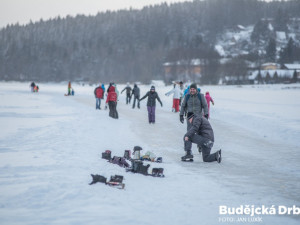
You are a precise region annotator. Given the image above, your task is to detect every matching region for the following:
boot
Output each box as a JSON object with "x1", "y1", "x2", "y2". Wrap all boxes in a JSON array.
[{"x1": 181, "y1": 151, "x2": 193, "y2": 161}]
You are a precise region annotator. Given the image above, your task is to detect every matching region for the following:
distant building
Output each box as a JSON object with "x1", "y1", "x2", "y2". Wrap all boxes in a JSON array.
[
  {"x1": 248, "y1": 69, "x2": 299, "y2": 84},
  {"x1": 283, "y1": 64, "x2": 300, "y2": 70},
  {"x1": 276, "y1": 31, "x2": 287, "y2": 42},
  {"x1": 163, "y1": 59, "x2": 203, "y2": 84},
  {"x1": 261, "y1": 63, "x2": 280, "y2": 70}
]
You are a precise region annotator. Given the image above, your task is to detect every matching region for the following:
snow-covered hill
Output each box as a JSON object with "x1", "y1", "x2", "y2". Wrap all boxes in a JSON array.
[
  {"x1": 215, "y1": 21, "x2": 300, "y2": 59},
  {"x1": 0, "y1": 82, "x2": 300, "y2": 225}
]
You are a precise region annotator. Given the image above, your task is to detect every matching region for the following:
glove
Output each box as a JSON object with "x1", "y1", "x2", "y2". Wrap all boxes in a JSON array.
[
  {"x1": 204, "y1": 114, "x2": 208, "y2": 119},
  {"x1": 180, "y1": 115, "x2": 184, "y2": 124}
]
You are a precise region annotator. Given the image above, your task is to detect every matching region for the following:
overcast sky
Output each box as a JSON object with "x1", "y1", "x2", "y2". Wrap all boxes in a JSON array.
[{"x1": 0, "y1": 0, "x2": 194, "y2": 28}]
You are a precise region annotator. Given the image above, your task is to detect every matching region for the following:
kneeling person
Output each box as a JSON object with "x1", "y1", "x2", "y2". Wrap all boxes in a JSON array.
[{"x1": 182, "y1": 113, "x2": 221, "y2": 163}]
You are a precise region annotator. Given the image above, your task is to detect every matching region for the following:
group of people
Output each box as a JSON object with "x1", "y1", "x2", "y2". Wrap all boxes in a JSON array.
[
  {"x1": 30, "y1": 82, "x2": 39, "y2": 92},
  {"x1": 94, "y1": 82, "x2": 119, "y2": 119},
  {"x1": 67, "y1": 81, "x2": 75, "y2": 96},
  {"x1": 94, "y1": 81, "x2": 220, "y2": 163},
  {"x1": 120, "y1": 83, "x2": 163, "y2": 124},
  {"x1": 94, "y1": 82, "x2": 163, "y2": 123}
]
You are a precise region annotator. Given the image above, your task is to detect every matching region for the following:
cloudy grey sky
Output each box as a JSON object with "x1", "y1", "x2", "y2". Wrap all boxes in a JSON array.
[{"x1": 0, "y1": 0, "x2": 193, "y2": 28}]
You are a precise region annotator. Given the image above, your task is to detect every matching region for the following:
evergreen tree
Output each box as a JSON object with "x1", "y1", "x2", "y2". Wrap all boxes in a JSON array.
[
  {"x1": 265, "y1": 72, "x2": 271, "y2": 84},
  {"x1": 292, "y1": 70, "x2": 298, "y2": 83},
  {"x1": 265, "y1": 38, "x2": 276, "y2": 62},
  {"x1": 0, "y1": 0, "x2": 299, "y2": 82},
  {"x1": 273, "y1": 71, "x2": 279, "y2": 83},
  {"x1": 256, "y1": 70, "x2": 263, "y2": 84},
  {"x1": 274, "y1": 9, "x2": 289, "y2": 32},
  {"x1": 251, "y1": 20, "x2": 271, "y2": 44},
  {"x1": 280, "y1": 38, "x2": 297, "y2": 64}
]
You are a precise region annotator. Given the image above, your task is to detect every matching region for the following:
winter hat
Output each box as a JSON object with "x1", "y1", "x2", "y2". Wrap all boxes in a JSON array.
[
  {"x1": 206, "y1": 91, "x2": 209, "y2": 95},
  {"x1": 187, "y1": 112, "x2": 194, "y2": 120},
  {"x1": 190, "y1": 83, "x2": 197, "y2": 90},
  {"x1": 150, "y1": 86, "x2": 155, "y2": 91}
]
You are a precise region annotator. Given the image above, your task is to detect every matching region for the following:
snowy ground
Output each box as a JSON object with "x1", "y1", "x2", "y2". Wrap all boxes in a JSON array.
[{"x1": 0, "y1": 81, "x2": 299, "y2": 225}]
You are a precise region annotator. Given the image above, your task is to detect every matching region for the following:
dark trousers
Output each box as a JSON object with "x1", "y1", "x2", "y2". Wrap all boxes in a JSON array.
[
  {"x1": 184, "y1": 134, "x2": 216, "y2": 162},
  {"x1": 147, "y1": 106, "x2": 156, "y2": 123},
  {"x1": 126, "y1": 93, "x2": 131, "y2": 104},
  {"x1": 108, "y1": 101, "x2": 118, "y2": 119},
  {"x1": 132, "y1": 96, "x2": 140, "y2": 108}
]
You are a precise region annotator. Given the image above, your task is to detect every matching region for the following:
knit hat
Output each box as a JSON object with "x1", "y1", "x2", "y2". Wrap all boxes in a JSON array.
[
  {"x1": 190, "y1": 83, "x2": 197, "y2": 90},
  {"x1": 187, "y1": 112, "x2": 194, "y2": 120},
  {"x1": 150, "y1": 86, "x2": 155, "y2": 90}
]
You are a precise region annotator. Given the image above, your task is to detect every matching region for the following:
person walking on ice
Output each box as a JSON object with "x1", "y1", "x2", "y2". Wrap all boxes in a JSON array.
[
  {"x1": 68, "y1": 81, "x2": 72, "y2": 95},
  {"x1": 205, "y1": 91, "x2": 214, "y2": 119},
  {"x1": 94, "y1": 84, "x2": 104, "y2": 109},
  {"x1": 131, "y1": 84, "x2": 140, "y2": 109},
  {"x1": 139, "y1": 86, "x2": 163, "y2": 124},
  {"x1": 181, "y1": 112, "x2": 221, "y2": 163},
  {"x1": 165, "y1": 83, "x2": 182, "y2": 112},
  {"x1": 121, "y1": 83, "x2": 132, "y2": 104},
  {"x1": 106, "y1": 85, "x2": 118, "y2": 119},
  {"x1": 180, "y1": 83, "x2": 208, "y2": 126}
]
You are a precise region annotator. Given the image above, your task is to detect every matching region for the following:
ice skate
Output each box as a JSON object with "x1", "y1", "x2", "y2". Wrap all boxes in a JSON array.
[{"x1": 181, "y1": 151, "x2": 193, "y2": 162}]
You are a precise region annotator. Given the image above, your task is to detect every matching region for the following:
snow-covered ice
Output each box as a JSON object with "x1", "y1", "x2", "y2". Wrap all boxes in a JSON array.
[{"x1": 0, "y1": 82, "x2": 299, "y2": 225}]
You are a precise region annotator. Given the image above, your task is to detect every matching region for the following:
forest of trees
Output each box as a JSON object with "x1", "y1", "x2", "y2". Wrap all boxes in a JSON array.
[{"x1": 0, "y1": 0, "x2": 299, "y2": 83}]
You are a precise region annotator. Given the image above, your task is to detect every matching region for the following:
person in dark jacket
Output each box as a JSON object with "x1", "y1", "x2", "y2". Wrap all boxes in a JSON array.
[
  {"x1": 180, "y1": 83, "x2": 208, "y2": 126},
  {"x1": 121, "y1": 83, "x2": 132, "y2": 104},
  {"x1": 182, "y1": 113, "x2": 221, "y2": 163},
  {"x1": 107, "y1": 82, "x2": 115, "y2": 93},
  {"x1": 94, "y1": 84, "x2": 104, "y2": 109},
  {"x1": 131, "y1": 84, "x2": 140, "y2": 109},
  {"x1": 30, "y1": 82, "x2": 36, "y2": 92},
  {"x1": 139, "y1": 86, "x2": 163, "y2": 124},
  {"x1": 106, "y1": 86, "x2": 118, "y2": 119}
]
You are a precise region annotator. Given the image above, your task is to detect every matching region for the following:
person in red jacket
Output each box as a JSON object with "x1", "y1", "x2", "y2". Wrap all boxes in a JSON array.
[
  {"x1": 94, "y1": 84, "x2": 104, "y2": 110},
  {"x1": 106, "y1": 86, "x2": 118, "y2": 119},
  {"x1": 205, "y1": 92, "x2": 214, "y2": 119}
]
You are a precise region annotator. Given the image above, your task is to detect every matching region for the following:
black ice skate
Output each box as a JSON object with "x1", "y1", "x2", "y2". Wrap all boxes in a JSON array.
[{"x1": 181, "y1": 152, "x2": 193, "y2": 162}]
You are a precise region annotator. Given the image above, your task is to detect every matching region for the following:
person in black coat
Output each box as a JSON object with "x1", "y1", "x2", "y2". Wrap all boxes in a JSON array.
[
  {"x1": 121, "y1": 83, "x2": 132, "y2": 104},
  {"x1": 139, "y1": 86, "x2": 163, "y2": 124},
  {"x1": 131, "y1": 84, "x2": 140, "y2": 109},
  {"x1": 182, "y1": 113, "x2": 221, "y2": 163}
]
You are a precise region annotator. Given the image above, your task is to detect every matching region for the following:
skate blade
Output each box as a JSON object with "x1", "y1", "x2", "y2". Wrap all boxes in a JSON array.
[
  {"x1": 181, "y1": 159, "x2": 193, "y2": 162},
  {"x1": 106, "y1": 182, "x2": 125, "y2": 189}
]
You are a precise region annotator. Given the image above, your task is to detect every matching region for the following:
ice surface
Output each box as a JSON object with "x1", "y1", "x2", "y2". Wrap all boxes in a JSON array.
[{"x1": 0, "y1": 82, "x2": 299, "y2": 225}]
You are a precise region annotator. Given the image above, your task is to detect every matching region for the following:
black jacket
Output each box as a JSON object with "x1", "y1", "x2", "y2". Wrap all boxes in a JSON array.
[
  {"x1": 185, "y1": 114, "x2": 214, "y2": 142},
  {"x1": 140, "y1": 91, "x2": 162, "y2": 107},
  {"x1": 131, "y1": 86, "x2": 140, "y2": 97},
  {"x1": 121, "y1": 86, "x2": 132, "y2": 94}
]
